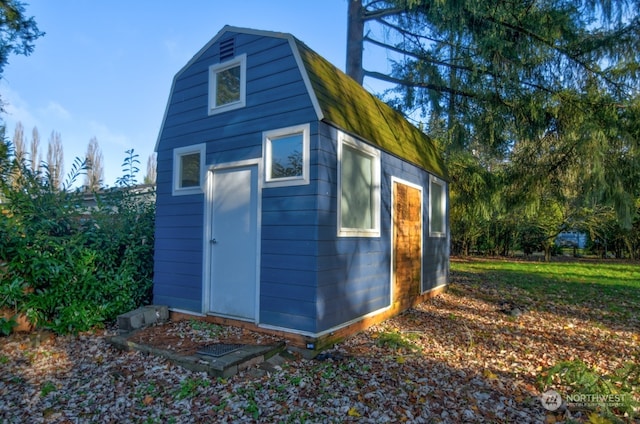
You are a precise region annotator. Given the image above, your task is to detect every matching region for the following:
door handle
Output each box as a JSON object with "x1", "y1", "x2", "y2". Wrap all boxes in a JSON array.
[{"x1": 211, "y1": 238, "x2": 217, "y2": 244}]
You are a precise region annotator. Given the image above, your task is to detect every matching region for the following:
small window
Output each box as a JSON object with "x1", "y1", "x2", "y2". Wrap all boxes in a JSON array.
[
  {"x1": 173, "y1": 144, "x2": 205, "y2": 195},
  {"x1": 208, "y1": 54, "x2": 246, "y2": 115},
  {"x1": 430, "y1": 176, "x2": 446, "y2": 236},
  {"x1": 338, "y1": 134, "x2": 380, "y2": 237},
  {"x1": 263, "y1": 124, "x2": 310, "y2": 187}
]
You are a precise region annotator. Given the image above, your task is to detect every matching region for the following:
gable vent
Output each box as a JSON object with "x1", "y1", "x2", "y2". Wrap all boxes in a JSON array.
[{"x1": 219, "y1": 38, "x2": 235, "y2": 61}]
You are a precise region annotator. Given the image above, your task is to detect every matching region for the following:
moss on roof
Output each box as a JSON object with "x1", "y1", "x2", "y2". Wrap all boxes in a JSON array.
[{"x1": 295, "y1": 40, "x2": 448, "y2": 180}]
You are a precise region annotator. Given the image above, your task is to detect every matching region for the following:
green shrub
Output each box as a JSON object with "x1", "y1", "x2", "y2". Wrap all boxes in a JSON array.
[{"x1": 0, "y1": 144, "x2": 154, "y2": 334}]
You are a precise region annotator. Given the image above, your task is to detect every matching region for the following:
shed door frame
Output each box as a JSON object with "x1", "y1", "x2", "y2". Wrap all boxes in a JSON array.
[
  {"x1": 202, "y1": 158, "x2": 262, "y2": 322},
  {"x1": 390, "y1": 177, "x2": 424, "y2": 306}
]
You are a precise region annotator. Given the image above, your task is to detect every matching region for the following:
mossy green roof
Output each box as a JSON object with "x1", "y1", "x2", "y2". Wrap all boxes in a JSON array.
[{"x1": 294, "y1": 39, "x2": 448, "y2": 180}]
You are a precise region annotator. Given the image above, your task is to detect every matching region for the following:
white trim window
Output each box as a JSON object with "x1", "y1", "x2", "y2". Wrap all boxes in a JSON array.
[
  {"x1": 263, "y1": 124, "x2": 310, "y2": 187},
  {"x1": 173, "y1": 143, "x2": 206, "y2": 195},
  {"x1": 338, "y1": 133, "x2": 381, "y2": 237},
  {"x1": 429, "y1": 176, "x2": 446, "y2": 237},
  {"x1": 208, "y1": 54, "x2": 247, "y2": 115}
]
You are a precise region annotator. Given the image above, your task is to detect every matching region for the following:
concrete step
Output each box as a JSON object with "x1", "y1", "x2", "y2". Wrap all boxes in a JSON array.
[{"x1": 107, "y1": 333, "x2": 286, "y2": 378}]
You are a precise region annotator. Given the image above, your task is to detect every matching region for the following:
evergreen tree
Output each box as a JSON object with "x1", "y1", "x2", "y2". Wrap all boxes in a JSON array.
[{"x1": 348, "y1": 0, "x2": 640, "y2": 256}]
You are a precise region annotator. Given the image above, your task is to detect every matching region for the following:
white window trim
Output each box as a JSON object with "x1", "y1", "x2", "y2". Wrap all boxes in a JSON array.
[
  {"x1": 429, "y1": 175, "x2": 447, "y2": 237},
  {"x1": 172, "y1": 143, "x2": 206, "y2": 196},
  {"x1": 337, "y1": 132, "x2": 381, "y2": 237},
  {"x1": 208, "y1": 54, "x2": 247, "y2": 115},
  {"x1": 263, "y1": 123, "x2": 310, "y2": 188}
]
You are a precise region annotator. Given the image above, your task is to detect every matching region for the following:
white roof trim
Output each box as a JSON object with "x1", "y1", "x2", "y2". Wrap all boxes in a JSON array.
[
  {"x1": 155, "y1": 25, "x2": 324, "y2": 151},
  {"x1": 287, "y1": 37, "x2": 324, "y2": 122}
]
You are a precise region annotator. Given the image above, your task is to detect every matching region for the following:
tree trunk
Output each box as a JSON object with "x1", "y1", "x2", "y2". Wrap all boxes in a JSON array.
[
  {"x1": 346, "y1": 0, "x2": 364, "y2": 85},
  {"x1": 544, "y1": 245, "x2": 551, "y2": 262}
]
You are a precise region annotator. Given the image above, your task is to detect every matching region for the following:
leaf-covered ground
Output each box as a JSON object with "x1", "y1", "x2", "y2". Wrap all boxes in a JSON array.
[{"x1": 1, "y1": 259, "x2": 638, "y2": 423}]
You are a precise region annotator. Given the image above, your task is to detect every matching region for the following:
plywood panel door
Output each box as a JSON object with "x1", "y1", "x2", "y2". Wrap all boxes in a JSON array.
[
  {"x1": 209, "y1": 165, "x2": 258, "y2": 320},
  {"x1": 393, "y1": 181, "x2": 422, "y2": 309}
]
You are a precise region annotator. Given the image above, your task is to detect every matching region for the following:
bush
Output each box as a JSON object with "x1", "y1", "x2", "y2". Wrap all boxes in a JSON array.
[{"x1": 0, "y1": 146, "x2": 154, "y2": 334}]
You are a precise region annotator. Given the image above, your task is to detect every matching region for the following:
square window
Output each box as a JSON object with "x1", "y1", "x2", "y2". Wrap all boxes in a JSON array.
[
  {"x1": 269, "y1": 134, "x2": 303, "y2": 178},
  {"x1": 209, "y1": 54, "x2": 246, "y2": 115},
  {"x1": 338, "y1": 134, "x2": 380, "y2": 237},
  {"x1": 173, "y1": 144, "x2": 205, "y2": 195},
  {"x1": 263, "y1": 124, "x2": 310, "y2": 187},
  {"x1": 430, "y1": 177, "x2": 446, "y2": 236}
]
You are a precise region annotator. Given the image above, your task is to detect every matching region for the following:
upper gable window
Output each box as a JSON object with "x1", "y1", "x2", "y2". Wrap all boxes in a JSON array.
[
  {"x1": 338, "y1": 133, "x2": 381, "y2": 237},
  {"x1": 263, "y1": 124, "x2": 310, "y2": 187},
  {"x1": 429, "y1": 176, "x2": 447, "y2": 237},
  {"x1": 208, "y1": 54, "x2": 246, "y2": 115},
  {"x1": 173, "y1": 143, "x2": 205, "y2": 196}
]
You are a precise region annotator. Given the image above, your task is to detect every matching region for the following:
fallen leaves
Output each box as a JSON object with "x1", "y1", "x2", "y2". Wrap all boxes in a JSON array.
[{"x1": 1, "y1": 268, "x2": 638, "y2": 423}]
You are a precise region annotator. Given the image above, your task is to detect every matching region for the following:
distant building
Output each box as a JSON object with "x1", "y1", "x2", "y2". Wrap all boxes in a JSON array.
[{"x1": 555, "y1": 231, "x2": 587, "y2": 249}]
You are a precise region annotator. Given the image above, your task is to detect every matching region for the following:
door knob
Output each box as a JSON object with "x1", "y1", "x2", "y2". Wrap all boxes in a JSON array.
[{"x1": 211, "y1": 238, "x2": 217, "y2": 244}]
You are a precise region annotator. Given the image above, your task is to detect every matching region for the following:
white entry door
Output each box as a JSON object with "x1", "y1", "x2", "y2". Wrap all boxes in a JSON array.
[{"x1": 209, "y1": 165, "x2": 258, "y2": 320}]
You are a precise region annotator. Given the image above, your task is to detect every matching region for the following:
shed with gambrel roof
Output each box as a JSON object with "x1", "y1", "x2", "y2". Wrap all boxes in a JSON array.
[{"x1": 153, "y1": 26, "x2": 449, "y2": 351}]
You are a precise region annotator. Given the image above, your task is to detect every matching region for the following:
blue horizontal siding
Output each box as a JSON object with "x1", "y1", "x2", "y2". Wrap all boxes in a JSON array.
[
  {"x1": 423, "y1": 237, "x2": 449, "y2": 291},
  {"x1": 261, "y1": 268, "x2": 316, "y2": 287},
  {"x1": 155, "y1": 225, "x2": 203, "y2": 241},
  {"x1": 261, "y1": 225, "x2": 317, "y2": 240},
  {"x1": 261, "y1": 239, "x2": 317, "y2": 256},
  {"x1": 153, "y1": 268, "x2": 201, "y2": 313},
  {"x1": 261, "y1": 295, "x2": 316, "y2": 317},
  {"x1": 262, "y1": 210, "x2": 317, "y2": 227},
  {"x1": 154, "y1": 247, "x2": 200, "y2": 264},
  {"x1": 261, "y1": 195, "x2": 317, "y2": 211},
  {"x1": 262, "y1": 254, "x2": 316, "y2": 271},
  {"x1": 155, "y1": 260, "x2": 202, "y2": 277},
  {"x1": 154, "y1": 277, "x2": 200, "y2": 296},
  {"x1": 161, "y1": 98, "x2": 315, "y2": 141},
  {"x1": 261, "y1": 282, "x2": 315, "y2": 303},
  {"x1": 260, "y1": 310, "x2": 315, "y2": 333},
  {"x1": 154, "y1": 295, "x2": 200, "y2": 313}
]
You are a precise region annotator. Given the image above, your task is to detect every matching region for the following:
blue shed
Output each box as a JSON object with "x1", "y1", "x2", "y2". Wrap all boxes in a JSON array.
[{"x1": 153, "y1": 26, "x2": 449, "y2": 350}]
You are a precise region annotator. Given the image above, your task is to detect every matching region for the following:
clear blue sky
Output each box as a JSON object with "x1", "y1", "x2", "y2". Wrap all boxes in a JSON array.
[{"x1": 1, "y1": 0, "x2": 389, "y2": 187}]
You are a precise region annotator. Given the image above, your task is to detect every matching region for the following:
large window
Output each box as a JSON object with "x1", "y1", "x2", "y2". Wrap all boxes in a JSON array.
[
  {"x1": 263, "y1": 124, "x2": 310, "y2": 187},
  {"x1": 173, "y1": 144, "x2": 205, "y2": 195},
  {"x1": 208, "y1": 54, "x2": 246, "y2": 115},
  {"x1": 338, "y1": 134, "x2": 380, "y2": 237},
  {"x1": 430, "y1": 176, "x2": 446, "y2": 237}
]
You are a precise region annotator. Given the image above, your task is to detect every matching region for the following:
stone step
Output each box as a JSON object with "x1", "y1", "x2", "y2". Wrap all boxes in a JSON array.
[{"x1": 107, "y1": 333, "x2": 285, "y2": 378}]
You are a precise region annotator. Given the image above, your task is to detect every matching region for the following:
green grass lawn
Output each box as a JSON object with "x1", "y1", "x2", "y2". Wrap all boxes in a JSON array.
[{"x1": 450, "y1": 258, "x2": 640, "y2": 322}]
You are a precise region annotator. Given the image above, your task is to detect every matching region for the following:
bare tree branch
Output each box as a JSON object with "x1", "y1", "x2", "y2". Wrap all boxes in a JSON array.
[{"x1": 364, "y1": 69, "x2": 477, "y2": 98}]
